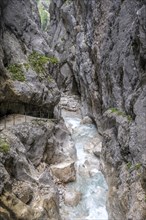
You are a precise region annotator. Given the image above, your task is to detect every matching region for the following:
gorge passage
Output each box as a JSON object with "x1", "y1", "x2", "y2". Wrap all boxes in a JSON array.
[{"x1": 0, "y1": 0, "x2": 146, "y2": 220}]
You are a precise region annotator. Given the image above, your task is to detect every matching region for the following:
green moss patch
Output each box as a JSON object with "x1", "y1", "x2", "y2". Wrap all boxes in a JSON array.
[
  {"x1": 109, "y1": 108, "x2": 132, "y2": 122},
  {"x1": 28, "y1": 51, "x2": 58, "y2": 79},
  {"x1": 7, "y1": 64, "x2": 25, "y2": 82},
  {"x1": 135, "y1": 163, "x2": 142, "y2": 170},
  {"x1": 126, "y1": 162, "x2": 132, "y2": 169},
  {"x1": 23, "y1": 63, "x2": 30, "y2": 71},
  {"x1": 7, "y1": 51, "x2": 58, "y2": 82},
  {"x1": 126, "y1": 162, "x2": 142, "y2": 172},
  {"x1": 0, "y1": 138, "x2": 10, "y2": 154}
]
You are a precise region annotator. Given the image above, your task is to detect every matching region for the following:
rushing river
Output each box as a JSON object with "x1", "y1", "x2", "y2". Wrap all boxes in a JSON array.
[{"x1": 60, "y1": 109, "x2": 108, "y2": 220}]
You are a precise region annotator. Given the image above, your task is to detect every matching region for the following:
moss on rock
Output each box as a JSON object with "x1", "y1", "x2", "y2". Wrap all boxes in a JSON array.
[
  {"x1": 109, "y1": 108, "x2": 132, "y2": 122},
  {"x1": 28, "y1": 51, "x2": 58, "y2": 80},
  {"x1": 0, "y1": 138, "x2": 10, "y2": 154},
  {"x1": 7, "y1": 64, "x2": 25, "y2": 82}
]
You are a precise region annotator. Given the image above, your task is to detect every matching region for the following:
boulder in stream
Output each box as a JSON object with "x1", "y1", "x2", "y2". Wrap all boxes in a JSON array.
[
  {"x1": 80, "y1": 116, "x2": 93, "y2": 125},
  {"x1": 64, "y1": 190, "x2": 82, "y2": 207}
]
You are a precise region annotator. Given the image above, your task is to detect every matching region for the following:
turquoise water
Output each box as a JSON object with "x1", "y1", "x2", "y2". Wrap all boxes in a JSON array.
[{"x1": 61, "y1": 115, "x2": 108, "y2": 220}]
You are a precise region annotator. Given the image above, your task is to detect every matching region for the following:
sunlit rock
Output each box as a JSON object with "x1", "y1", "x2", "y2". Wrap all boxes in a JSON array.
[{"x1": 50, "y1": 161, "x2": 76, "y2": 183}]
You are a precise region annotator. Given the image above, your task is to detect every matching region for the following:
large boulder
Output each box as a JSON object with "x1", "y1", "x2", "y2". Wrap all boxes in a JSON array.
[{"x1": 50, "y1": 161, "x2": 76, "y2": 183}]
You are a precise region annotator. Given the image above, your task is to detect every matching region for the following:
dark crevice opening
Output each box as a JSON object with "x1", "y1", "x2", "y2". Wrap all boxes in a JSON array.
[{"x1": 0, "y1": 102, "x2": 53, "y2": 119}]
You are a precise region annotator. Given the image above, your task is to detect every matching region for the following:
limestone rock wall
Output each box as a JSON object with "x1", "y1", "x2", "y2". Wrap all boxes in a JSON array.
[
  {"x1": 0, "y1": 0, "x2": 60, "y2": 117},
  {"x1": 48, "y1": 0, "x2": 146, "y2": 219},
  {"x1": 0, "y1": 117, "x2": 76, "y2": 219},
  {"x1": 0, "y1": 0, "x2": 63, "y2": 219}
]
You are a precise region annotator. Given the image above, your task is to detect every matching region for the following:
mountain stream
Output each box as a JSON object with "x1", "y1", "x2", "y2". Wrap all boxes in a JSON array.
[{"x1": 60, "y1": 105, "x2": 108, "y2": 220}]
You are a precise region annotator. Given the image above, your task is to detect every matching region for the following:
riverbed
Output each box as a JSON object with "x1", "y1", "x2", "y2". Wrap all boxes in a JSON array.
[{"x1": 60, "y1": 103, "x2": 108, "y2": 220}]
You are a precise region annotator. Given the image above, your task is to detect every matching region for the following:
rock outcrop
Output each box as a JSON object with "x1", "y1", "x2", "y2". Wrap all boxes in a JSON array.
[
  {"x1": 0, "y1": 0, "x2": 78, "y2": 219},
  {"x1": 0, "y1": 0, "x2": 60, "y2": 117},
  {"x1": 48, "y1": 1, "x2": 146, "y2": 219},
  {"x1": 0, "y1": 117, "x2": 76, "y2": 219}
]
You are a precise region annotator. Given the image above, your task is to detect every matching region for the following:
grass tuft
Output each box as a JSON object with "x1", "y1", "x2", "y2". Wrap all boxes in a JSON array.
[
  {"x1": 7, "y1": 64, "x2": 25, "y2": 82},
  {"x1": 0, "y1": 138, "x2": 10, "y2": 154}
]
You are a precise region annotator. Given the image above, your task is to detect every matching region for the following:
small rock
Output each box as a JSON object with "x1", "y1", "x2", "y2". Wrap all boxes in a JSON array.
[
  {"x1": 64, "y1": 191, "x2": 82, "y2": 207},
  {"x1": 93, "y1": 142, "x2": 102, "y2": 158},
  {"x1": 13, "y1": 182, "x2": 33, "y2": 204},
  {"x1": 80, "y1": 116, "x2": 93, "y2": 124}
]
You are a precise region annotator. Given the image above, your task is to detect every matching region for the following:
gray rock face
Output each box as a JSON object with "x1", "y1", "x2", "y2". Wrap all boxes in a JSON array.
[
  {"x1": 49, "y1": 0, "x2": 146, "y2": 219},
  {"x1": 0, "y1": 0, "x2": 60, "y2": 117},
  {"x1": 0, "y1": 0, "x2": 145, "y2": 219},
  {"x1": 0, "y1": 117, "x2": 75, "y2": 219},
  {"x1": 0, "y1": 120, "x2": 59, "y2": 219}
]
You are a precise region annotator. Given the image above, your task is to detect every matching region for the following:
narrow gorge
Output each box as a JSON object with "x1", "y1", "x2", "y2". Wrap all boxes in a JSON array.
[{"x1": 0, "y1": 0, "x2": 146, "y2": 220}]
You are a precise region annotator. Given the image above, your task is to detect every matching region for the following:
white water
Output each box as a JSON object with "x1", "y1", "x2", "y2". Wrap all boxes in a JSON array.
[{"x1": 61, "y1": 114, "x2": 108, "y2": 220}]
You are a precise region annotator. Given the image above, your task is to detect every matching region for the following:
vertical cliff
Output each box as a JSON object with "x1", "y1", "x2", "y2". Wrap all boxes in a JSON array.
[
  {"x1": 0, "y1": 1, "x2": 62, "y2": 219},
  {"x1": 48, "y1": 0, "x2": 146, "y2": 219},
  {"x1": 0, "y1": 0, "x2": 60, "y2": 117}
]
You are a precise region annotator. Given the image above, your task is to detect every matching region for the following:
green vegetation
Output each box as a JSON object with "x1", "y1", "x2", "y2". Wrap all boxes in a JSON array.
[
  {"x1": 47, "y1": 75, "x2": 53, "y2": 82},
  {"x1": 7, "y1": 51, "x2": 58, "y2": 82},
  {"x1": 0, "y1": 138, "x2": 10, "y2": 154},
  {"x1": 23, "y1": 63, "x2": 30, "y2": 71},
  {"x1": 28, "y1": 51, "x2": 58, "y2": 79},
  {"x1": 64, "y1": 0, "x2": 72, "y2": 4},
  {"x1": 126, "y1": 162, "x2": 142, "y2": 171},
  {"x1": 135, "y1": 163, "x2": 142, "y2": 170},
  {"x1": 37, "y1": 0, "x2": 50, "y2": 30},
  {"x1": 7, "y1": 64, "x2": 25, "y2": 82},
  {"x1": 109, "y1": 108, "x2": 132, "y2": 122},
  {"x1": 126, "y1": 162, "x2": 132, "y2": 169},
  {"x1": 127, "y1": 115, "x2": 132, "y2": 122}
]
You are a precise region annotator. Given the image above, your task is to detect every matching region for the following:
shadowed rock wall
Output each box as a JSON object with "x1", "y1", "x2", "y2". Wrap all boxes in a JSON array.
[{"x1": 48, "y1": 0, "x2": 146, "y2": 219}]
